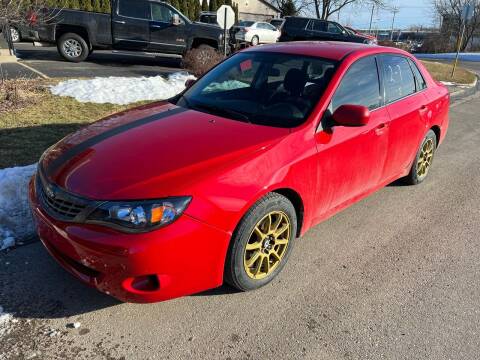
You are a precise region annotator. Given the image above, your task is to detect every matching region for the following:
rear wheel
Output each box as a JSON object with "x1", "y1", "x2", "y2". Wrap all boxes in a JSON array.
[
  {"x1": 251, "y1": 35, "x2": 259, "y2": 46},
  {"x1": 57, "y1": 33, "x2": 89, "y2": 62},
  {"x1": 404, "y1": 130, "x2": 437, "y2": 185},
  {"x1": 225, "y1": 193, "x2": 297, "y2": 291}
]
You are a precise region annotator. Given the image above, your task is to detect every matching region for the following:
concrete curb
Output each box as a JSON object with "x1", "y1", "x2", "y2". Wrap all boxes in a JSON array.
[{"x1": 450, "y1": 75, "x2": 479, "y2": 102}]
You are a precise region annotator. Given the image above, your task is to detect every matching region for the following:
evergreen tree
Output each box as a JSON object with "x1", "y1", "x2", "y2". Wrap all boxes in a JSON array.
[
  {"x1": 195, "y1": 0, "x2": 201, "y2": 18},
  {"x1": 171, "y1": 0, "x2": 180, "y2": 11},
  {"x1": 92, "y1": 0, "x2": 102, "y2": 12},
  {"x1": 100, "y1": 0, "x2": 111, "y2": 13},
  {"x1": 209, "y1": 0, "x2": 217, "y2": 11},
  {"x1": 70, "y1": 0, "x2": 80, "y2": 9},
  {"x1": 225, "y1": 0, "x2": 232, "y2": 6},
  {"x1": 201, "y1": 0, "x2": 208, "y2": 12},
  {"x1": 178, "y1": 0, "x2": 187, "y2": 15},
  {"x1": 233, "y1": 2, "x2": 239, "y2": 22}
]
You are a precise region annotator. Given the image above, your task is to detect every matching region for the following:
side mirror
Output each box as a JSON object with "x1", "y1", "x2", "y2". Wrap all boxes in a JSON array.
[
  {"x1": 332, "y1": 104, "x2": 370, "y2": 126},
  {"x1": 172, "y1": 14, "x2": 181, "y2": 26},
  {"x1": 185, "y1": 79, "x2": 196, "y2": 88}
]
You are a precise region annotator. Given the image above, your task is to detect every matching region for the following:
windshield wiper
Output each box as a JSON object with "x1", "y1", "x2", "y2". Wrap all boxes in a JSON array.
[{"x1": 187, "y1": 101, "x2": 251, "y2": 123}]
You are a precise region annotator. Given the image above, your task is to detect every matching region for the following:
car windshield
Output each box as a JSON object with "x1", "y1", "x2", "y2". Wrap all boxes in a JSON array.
[
  {"x1": 176, "y1": 52, "x2": 338, "y2": 128},
  {"x1": 238, "y1": 20, "x2": 255, "y2": 27}
]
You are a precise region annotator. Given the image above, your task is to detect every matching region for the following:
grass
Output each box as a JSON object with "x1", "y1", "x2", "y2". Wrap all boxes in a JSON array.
[
  {"x1": 0, "y1": 78, "x2": 143, "y2": 168},
  {"x1": 421, "y1": 60, "x2": 477, "y2": 84}
]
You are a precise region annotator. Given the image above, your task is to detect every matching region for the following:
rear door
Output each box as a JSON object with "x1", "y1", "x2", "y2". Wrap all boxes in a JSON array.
[
  {"x1": 149, "y1": 2, "x2": 186, "y2": 54},
  {"x1": 379, "y1": 54, "x2": 430, "y2": 180},
  {"x1": 112, "y1": 0, "x2": 150, "y2": 50},
  {"x1": 314, "y1": 56, "x2": 390, "y2": 215}
]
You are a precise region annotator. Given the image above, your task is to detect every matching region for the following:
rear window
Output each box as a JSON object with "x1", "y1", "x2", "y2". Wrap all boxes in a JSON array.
[
  {"x1": 270, "y1": 19, "x2": 284, "y2": 28},
  {"x1": 118, "y1": 0, "x2": 149, "y2": 19},
  {"x1": 239, "y1": 20, "x2": 255, "y2": 27}
]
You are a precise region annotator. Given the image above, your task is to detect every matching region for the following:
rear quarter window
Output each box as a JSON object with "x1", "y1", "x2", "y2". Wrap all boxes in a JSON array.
[
  {"x1": 118, "y1": 0, "x2": 150, "y2": 19},
  {"x1": 284, "y1": 17, "x2": 309, "y2": 30}
]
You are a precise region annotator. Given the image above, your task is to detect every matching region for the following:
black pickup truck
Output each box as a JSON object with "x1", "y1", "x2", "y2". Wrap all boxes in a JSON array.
[{"x1": 33, "y1": 0, "x2": 226, "y2": 62}]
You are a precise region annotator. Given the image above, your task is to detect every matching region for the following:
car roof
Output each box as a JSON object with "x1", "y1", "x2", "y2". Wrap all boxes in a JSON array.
[{"x1": 242, "y1": 41, "x2": 409, "y2": 61}]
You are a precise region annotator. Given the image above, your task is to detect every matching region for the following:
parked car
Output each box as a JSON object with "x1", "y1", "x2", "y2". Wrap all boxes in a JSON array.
[
  {"x1": 32, "y1": 0, "x2": 226, "y2": 62},
  {"x1": 233, "y1": 20, "x2": 280, "y2": 45},
  {"x1": 279, "y1": 16, "x2": 376, "y2": 44},
  {"x1": 2, "y1": 10, "x2": 39, "y2": 43},
  {"x1": 345, "y1": 26, "x2": 377, "y2": 44},
  {"x1": 269, "y1": 18, "x2": 285, "y2": 30},
  {"x1": 30, "y1": 42, "x2": 449, "y2": 303}
]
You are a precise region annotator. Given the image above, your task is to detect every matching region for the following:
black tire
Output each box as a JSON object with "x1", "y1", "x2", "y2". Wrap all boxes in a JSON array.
[
  {"x1": 404, "y1": 130, "x2": 437, "y2": 185},
  {"x1": 57, "y1": 33, "x2": 89, "y2": 63},
  {"x1": 251, "y1": 35, "x2": 259, "y2": 46},
  {"x1": 224, "y1": 193, "x2": 297, "y2": 291}
]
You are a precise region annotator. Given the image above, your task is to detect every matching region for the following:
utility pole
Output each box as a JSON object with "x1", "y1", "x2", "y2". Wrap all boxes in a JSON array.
[
  {"x1": 390, "y1": 7, "x2": 399, "y2": 41},
  {"x1": 368, "y1": 4, "x2": 375, "y2": 34}
]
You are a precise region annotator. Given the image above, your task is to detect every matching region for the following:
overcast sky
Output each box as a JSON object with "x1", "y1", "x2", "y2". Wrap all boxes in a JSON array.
[{"x1": 303, "y1": 0, "x2": 437, "y2": 30}]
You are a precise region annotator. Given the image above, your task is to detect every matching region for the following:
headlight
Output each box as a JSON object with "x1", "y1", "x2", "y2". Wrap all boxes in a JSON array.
[{"x1": 87, "y1": 197, "x2": 192, "y2": 232}]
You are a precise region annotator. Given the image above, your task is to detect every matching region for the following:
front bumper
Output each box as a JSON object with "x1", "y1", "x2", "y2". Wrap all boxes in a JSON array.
[{"x1": 29, "y1": 178, "x2": 231, "y2": 303}]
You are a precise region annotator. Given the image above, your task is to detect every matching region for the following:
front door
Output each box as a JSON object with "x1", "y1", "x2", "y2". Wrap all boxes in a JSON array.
[
  {"x1": 149, "y1": 2, "x2": 187, "y2": 54},
  {"x1": 314, "y1": 56, "x2": 389, "y2": 215},
  {"x1": 112, "y1": 0, "x2": 150, "y2": 51}
]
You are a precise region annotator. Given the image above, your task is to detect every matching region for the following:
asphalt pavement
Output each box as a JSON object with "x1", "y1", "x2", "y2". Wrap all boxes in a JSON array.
[
  {"x1": 1, "y1": 89, "x2": 480, "y2": 359},
  {"x1": 1, "y1": 43, "x2": 183, "y2": 79}
]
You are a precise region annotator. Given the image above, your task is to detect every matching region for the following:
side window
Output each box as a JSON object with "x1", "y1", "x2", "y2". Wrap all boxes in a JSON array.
[
  {"x1": 332, "y1": 56, "x2": 381, "y2": 111},
  {"x1": 308, "y1": 20, "x2": 327, "y2": 32},
  {"x1": 408, "y1": 59, "x2": 427, "y2": 91},
  {"x1": 151, "y1": 3, "x2": 182, "y2": 23},
  {"x1": 265, "y1": 23, "x2": 277, "y2": 31},
  {"x1": 382, "y1": 55, "x2": 417, "y2": 103},
  {"x1": 327, "y1": 22, "x2": 342, "y2": 34},
  {"x1": 118, "y1": 0, "x2": 149, "y2": 19}
]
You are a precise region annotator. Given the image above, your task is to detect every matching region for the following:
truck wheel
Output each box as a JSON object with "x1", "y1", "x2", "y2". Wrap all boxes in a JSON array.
[
  {"x1": 58, "y1": 33, "x2": 89, "y2": 62},
  {"x1": 10, "y1": 27, "x2": 21, "y2": 43}
]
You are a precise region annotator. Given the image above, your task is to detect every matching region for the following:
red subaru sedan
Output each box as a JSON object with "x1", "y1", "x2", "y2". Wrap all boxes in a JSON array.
[{"x1": 29, "y1": 42, "x2": 449, "y2": 303}]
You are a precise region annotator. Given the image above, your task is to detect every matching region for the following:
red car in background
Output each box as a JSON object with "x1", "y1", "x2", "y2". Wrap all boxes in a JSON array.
[
  {"x1": 29, "y1": 42, "x2": 449, "y2": 303},
  {"x1": 345, "y1": 26, "x2": 377, "y2": 44}
]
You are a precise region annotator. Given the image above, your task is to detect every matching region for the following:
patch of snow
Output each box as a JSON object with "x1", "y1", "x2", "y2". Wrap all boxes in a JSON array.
[
  {"x1": 415, "y1": 52, "x2": 480, "y2": 62},
  {"x1": 67, "y1": 322, "x2": 81, "y2": 329},
  {"x1": 0, "y1": 305, "x2": 14, "y2": 338},
  {"x1": 0, "y1": 164, "x2": 37, "y2": 251},
  {"x1": 441, "y1": 81, "x2": 456, "y2": 86},
  {"x1": 50, "y1": 72, "x2": 196, "y2": 105}
]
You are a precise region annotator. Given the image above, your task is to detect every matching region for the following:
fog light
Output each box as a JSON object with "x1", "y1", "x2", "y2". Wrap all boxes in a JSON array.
[{"x1": 131, "y1": 275, "x2": 160, "y2": 292}]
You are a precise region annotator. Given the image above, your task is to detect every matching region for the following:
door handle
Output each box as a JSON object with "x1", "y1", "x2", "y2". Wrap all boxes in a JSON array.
[
  {"x1": 419, "y1": 105, "x2": 428, "y2": 113},
  {"x1": 114, "y1": 20, "x2": 126, "y2": 24},
  {"x1": 374, "y1": 123, "x2": 387, "y2": 135},
  {"x1": 150, "y1": 24, "x2": 163, "y2": 28}
]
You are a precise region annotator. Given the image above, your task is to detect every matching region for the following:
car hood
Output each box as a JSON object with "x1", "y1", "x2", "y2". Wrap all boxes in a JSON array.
[{"x1": 41, "y1": 102, "x2": 289, "y2": 200}]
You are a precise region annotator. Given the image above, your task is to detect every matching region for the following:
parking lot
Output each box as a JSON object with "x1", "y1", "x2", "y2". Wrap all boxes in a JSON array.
[
  {"x1": 3, "y1": 43, "x2": 183, "y2": 79},
  {"x1": 2, "y1": 89, "x2": 480, "y2": 359}
]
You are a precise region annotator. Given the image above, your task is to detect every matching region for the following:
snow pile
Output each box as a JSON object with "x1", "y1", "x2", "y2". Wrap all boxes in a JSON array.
[
  {"x1": 0, "y1": 305, "x2": 14, "y2": 338},
  {"x1": 416, "y1": 53, "x2": 480, "y2": 62},
  {"x1": 50, "y1": 72, "x2": 196, "y2": 105},
  {"x1": 0, "y1": 164, "x2": 37, "y2": 250}
]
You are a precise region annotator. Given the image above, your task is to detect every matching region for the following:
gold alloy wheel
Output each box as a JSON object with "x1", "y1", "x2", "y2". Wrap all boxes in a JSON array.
[
  {"x1": 243, "y1": 211, "x2": 291, "y2": 280},
  {"x1": 417, "y1": 138, "x2": 435, "y2": 178}
]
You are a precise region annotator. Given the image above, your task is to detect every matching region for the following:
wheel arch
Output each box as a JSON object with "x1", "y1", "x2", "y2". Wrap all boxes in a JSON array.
[
  {"x1": 191, "y1": 37, "x2": 219, "y2": 50},
  {"x1": 431, "y1": 125, "x2": 441, "y2": 146},
  {"x1": 271, "y1": 188, "x2": 304, "y2": 238}
]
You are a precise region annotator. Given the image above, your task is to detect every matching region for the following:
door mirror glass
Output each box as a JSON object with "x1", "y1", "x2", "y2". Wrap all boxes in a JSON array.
[
  {"x1": 333, "y1": 104, "x2": 370, "y2": 126},
  {"x1": 172, "y1": 14, "x2": 181, "y2": 26}
]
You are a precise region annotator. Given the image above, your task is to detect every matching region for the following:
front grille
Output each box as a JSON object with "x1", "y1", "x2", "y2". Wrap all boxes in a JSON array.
[{"x1": 36, "y1": 171, "x2": 91, "y2": 221}]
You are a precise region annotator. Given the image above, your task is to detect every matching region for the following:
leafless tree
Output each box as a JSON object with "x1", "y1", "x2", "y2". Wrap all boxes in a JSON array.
[
  {"x1": 308, "y1": 0, "x2": 385, "y2": 20},
  {"x1": 433, "y1": 0, "x2": 480, "y2": 51}
]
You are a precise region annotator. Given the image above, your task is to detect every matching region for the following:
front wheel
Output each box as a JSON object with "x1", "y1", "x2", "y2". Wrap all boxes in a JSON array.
[
  {"x1": 57, "y1": 33, "x2": 89, "y2": 62},
  {"x1": 10, "y1": 27, "x2": 21, "y2": 43},
  {"x1": 224, "y1": 193, "x2": 297, "y2": 291},
  {"x1": 404, "y1": 130, "x2": 437, "y2": 185}
]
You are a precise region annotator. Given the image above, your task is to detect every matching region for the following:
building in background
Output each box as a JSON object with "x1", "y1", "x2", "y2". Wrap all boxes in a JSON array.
[{"x1": 236, "y1": 0, "x2": 280, "y2": 21}]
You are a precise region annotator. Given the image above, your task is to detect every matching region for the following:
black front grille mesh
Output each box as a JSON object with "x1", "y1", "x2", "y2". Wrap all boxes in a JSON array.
[{"x1": 37, "y1": 172, "x2": 90, "y2": 221}]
